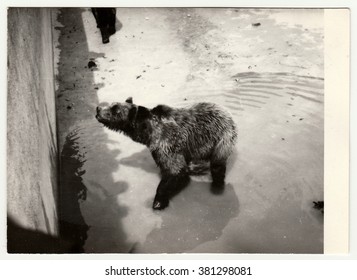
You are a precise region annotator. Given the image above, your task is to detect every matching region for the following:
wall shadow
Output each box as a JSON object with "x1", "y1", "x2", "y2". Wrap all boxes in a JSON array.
[
  {"x1": 56, "y1": 8, "x2": 130, "y2": 253},
  {"x1": 59, "y1": 131, "x2": 89, "y2": 252},
  {"x1": 7, "y1": 218, "x2": 74, "y2": 253}
]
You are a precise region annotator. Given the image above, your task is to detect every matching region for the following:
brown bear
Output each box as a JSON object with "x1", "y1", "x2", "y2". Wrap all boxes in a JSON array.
[
  {"x1": 91, "y1": 8, "x2": 116, "y2": 44},
  {"x1": 96, "y1": 97, "x2": 237, "y2": 210}
]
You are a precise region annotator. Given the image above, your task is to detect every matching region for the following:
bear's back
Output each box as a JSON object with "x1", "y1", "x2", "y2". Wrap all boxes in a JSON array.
[
  {"x1": 151, "y1": 102, "x2": 236, "y2": 159},
  {"x1": 184, "y1": 103, "x2": 236, "y2": 157},
  {"x1": 182, "y1": 102, "x2": 235, "y2": 133}
]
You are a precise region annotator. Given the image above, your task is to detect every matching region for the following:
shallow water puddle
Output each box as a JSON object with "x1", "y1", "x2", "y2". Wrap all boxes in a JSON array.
[
  {"x1": 59, "y1": 71, "x2": 323, "y2": 253},
  {"x1": 214, "y1": 72, "x2": 324, "y2": 253},
  {"x1": 228, "y1": 72, "x2": 323, "y2": 110}
]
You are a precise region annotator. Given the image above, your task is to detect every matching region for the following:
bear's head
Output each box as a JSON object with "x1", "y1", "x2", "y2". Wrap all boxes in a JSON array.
[{"x1": 96, "y1": 97, "x2": 151, "y2": 133}]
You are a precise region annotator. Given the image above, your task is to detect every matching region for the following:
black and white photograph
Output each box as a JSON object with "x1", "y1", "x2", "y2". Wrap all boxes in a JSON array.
[{"x1": 6, "y1": 6, "x2": 347, "y2": 255}]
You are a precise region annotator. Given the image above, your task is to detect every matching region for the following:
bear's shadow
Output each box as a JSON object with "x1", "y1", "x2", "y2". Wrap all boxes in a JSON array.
[
  {"x1": 115, "y1": 16, "x2": 123, "y2": 32},
  {"x1": 134, "y1": 182, "x2": 239, "y2": 253}
]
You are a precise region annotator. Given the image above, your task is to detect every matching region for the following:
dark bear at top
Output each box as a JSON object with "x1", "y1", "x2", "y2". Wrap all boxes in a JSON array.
[
  {"x1": 96, "y1": 97, "x2": 238, "y2": 210},
  {"x1": 91, "y1": 8, "x2": 116, "y2": 44}
]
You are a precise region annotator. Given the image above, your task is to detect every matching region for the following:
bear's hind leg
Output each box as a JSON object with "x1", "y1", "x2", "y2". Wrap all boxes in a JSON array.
[
  {"x1": 210, "y1": 160, "x2": 226, "y2": 194},
  {"x1": 210, "y1": 133, "x2": 236, "y2": 194}
]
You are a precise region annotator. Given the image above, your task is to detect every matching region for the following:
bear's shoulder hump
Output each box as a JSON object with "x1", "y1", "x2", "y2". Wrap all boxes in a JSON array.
[{"x1": 151, "y1": 105, "x2": 174, "y2": 119}]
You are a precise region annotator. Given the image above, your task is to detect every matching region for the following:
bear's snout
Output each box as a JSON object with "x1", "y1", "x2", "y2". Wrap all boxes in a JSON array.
[
  {"x1": 96, "y1": 105, "x2": 111, "y2": 122},
  {"x1": 95, "y1": 106, "x2": 104, "y2": 118},
  {"x1": 96, "y1": 103, "x2": 111, "y2": 116}
]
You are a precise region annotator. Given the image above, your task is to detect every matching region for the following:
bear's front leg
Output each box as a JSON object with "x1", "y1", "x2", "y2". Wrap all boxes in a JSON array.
[
  {"x1": 151, "y1": 151, "x2": 190, "y2": 210},
  {"x1": 153, "y1": 172, "x2": 190, "y2": 210},
  {"x1": 153, "y1": 176, "x2": 170, "y2": 210}
]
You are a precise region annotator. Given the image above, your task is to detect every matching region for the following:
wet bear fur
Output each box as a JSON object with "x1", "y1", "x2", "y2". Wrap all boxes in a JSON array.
[{"x1": 96, "y1": 97, "x2": 237, "y2": 210}]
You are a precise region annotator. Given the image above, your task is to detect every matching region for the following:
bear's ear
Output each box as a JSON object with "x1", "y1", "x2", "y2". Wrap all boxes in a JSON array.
[{"x1": 125, "y1": 97, "x2": 133, "y2": 104}]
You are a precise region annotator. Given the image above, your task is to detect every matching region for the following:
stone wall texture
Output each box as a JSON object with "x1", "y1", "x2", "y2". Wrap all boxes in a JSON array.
[{"x1": 7, "y1": 8, "x2": 58, "y2": 237}]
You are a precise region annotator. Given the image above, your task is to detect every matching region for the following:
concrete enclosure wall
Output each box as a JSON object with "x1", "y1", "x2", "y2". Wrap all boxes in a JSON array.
[{"x1": 7, "y1": 8, "x2": 58, "y2": 237}]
